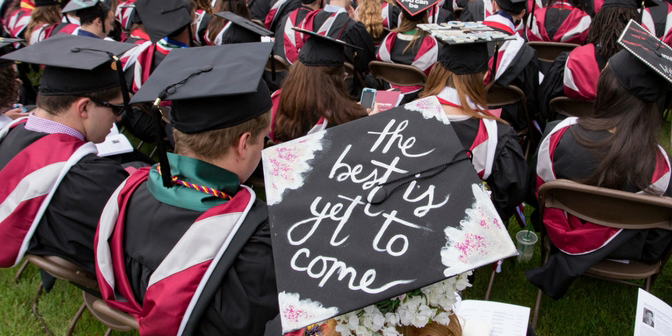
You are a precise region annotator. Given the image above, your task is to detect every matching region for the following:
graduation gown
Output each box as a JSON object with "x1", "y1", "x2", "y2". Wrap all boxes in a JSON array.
[
  {"x1": 526, "y1": 119, "x2": 672, "y2": 299},
  {"x1": 485, "y1": 13, "x2": 542, "y2": 132},
  {"x1": 459, "y1": 0, "x2": 493, "y2": 22},
  {"x1": 95, "y1": 155, "x2": 278, "y2": 336},
  {"x1": 3, "y1": 7, "x2": 31, "y2": 39},
  {"x1": 0, "y1": 122, "x2": 127, "y2": 274},
  {"x1": 250, "y1": 0, "x2": 276, "y2": 21},
  {"x1": 642, "y1": 1, "x2": 672, "y2": 46},
  {"x1": 525, "y1": 2, "x2": 591, "y2": 44},
  {"x1": 193, "y1": 10, "x2": 213, "y2": 46},
  {"x1": 375, "y1": 32, "x2": 438, "y2": 96},
  {"x1": 265, "y1": 0, "x2": 302, "y2": 32},
  {"x1": 205, "y1": 20, "x2": 265, "y2": 45},
  {"x1": 381, "y1": 1, "x2": 400, "y2": 29}
]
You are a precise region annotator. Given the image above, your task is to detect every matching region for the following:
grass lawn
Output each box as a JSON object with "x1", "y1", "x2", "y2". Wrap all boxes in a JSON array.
[{"x1": 1, "y1": 121, "x2": 670, "y2": 336}]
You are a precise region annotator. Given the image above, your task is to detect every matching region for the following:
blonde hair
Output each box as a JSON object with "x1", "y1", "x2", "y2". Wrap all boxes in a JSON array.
[
  {"x1": 318, "y1": 315, "x2": 463, "y2": 336},
  {"x1": 173, "y1": 110, "x2": 271, "y2": 160},
  {"x1": 419, "y1": 63, "x2": 506, "y2": 123},
  {"x1": 393, "y1": 11, "x2": 429, "y2": 54},
  {"x1": 25, "y1": 5, "x2": 61, "y2": 44},
  {"x1": 357, "y1": 0, "x2": 384, "y2": 39}
]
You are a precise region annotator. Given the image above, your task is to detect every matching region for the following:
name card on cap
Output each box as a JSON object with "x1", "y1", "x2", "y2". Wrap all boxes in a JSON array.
[
  {"x1": 262, "y1": 97, "x2": 518, "y2": 333},
  {"x1": 396, "y1": 0, "x2": 440, "y2": 17},
  {"x1": 618, "y1": 19, "x2": 672, "y2": 84}
]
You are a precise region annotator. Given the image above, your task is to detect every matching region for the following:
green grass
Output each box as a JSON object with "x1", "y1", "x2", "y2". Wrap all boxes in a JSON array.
[{"x1": 1, "y1": 117, "x2": 670, "y2": 335}]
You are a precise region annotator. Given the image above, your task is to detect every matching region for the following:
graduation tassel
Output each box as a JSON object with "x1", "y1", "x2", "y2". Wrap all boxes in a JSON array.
[
  {"x1": 151, "y1": 93, "x2": 173, "y2": 188},
  {"x1": 271, "y1": 49, "x2": 276, "y2": 81},
  {"x1": 639, "y1": 1, "x2": 645, "y2": 24},
  {"x1": 490, "y1": 41, "x2": 500, "y2": 87}
]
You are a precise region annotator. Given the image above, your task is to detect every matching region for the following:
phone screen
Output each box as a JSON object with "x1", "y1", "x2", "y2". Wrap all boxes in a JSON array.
[{"x1": 360, "y1": 89, "x2": 376, "y2": 109}]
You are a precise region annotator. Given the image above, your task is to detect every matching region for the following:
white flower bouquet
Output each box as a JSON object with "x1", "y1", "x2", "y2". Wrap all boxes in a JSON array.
[{"x1": 330, "y1": 271, "x2": 472, "y2": 336}]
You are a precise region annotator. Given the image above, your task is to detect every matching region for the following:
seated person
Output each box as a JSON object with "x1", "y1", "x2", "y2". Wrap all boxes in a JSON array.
[
  {"x1": 0, "y1": 36, "x2": 130, "y2": 277},
  {"x1": 376, "y1": 0, "x2": 439, "y2": 103},
  {"x1": 191, "y1": 0, "x2": 213, "y2": 45},
  {"x1": 356, "y1": 0, "x2": 387, "y2": 43},
  {"x1": 525, "y1": 0, "x2": 591, "y2": 44},
  {"x1": 527, "y1": 45, "x2": 672, "y2": 299},
  {"x1": 25, "y1": 0, "x2": 62, "y2": 44},
  {"x1": 0, "y1": 40, "x2": 29, "y2": 128},
  {"x1": 271, "y1": 34, "x2": 368, "y2": 142},
  {"x1": 459, "y1": 0, "x2": 495, "y2": 22},
  {"x1": 95, "y1": 44, "x2": 278, "y2": 335},
  {"x1": 484, "y1": 0, "x2": 542, "y2": 132},
  {"x1": 537, "y1": 0, "x2": 636, "y2": 120},
  {"x1": 418, "y1": 41, "x2": 527, "y2": 221},
  {"x1": 380, "y1": 0, "x2": 400, "y2": 30},
  {"x1": 4, "y1": 0, "x2": 35, "y2": 39},
  {"x1": 272, "y1": 0, "x2": 323, "y2": 64},
  {"x1": 642, "y1": 0, "x2": 672, "y2": 45},
  {"x1": 265, "y1": 0, "x2": 302, "y2": 32},
  {"x1": 205, "y1": 0, "x2": 268, "y2": 45}
]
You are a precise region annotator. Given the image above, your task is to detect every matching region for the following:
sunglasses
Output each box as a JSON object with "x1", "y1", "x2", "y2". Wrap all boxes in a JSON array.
[{"x1": 88, "y1": 97, "x2": 126, "y2": 116}]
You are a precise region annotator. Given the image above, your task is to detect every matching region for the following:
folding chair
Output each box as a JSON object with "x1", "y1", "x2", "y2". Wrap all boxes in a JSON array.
[
  {"x1": 251, "y1": 19, "x2": 265, "y2": 28},
  {"x1": 485, "y1": 83, "x2": 535, "y2": 160},
  {"x1": 549, "y1": 96, "x2": 594, "y2": 119},
  {"x1": 344, "y1": 61, "x2": 366, "y2": 88},
  {"x1": 84, "y1": 292, "x2": 138, "y2": 336},
  {"x1": 531, "y1": 179, "x2": 672, "y2": 329},
  {"x1": 368, "y1": 60, "x2": 428, "y2": 90},
  {"x1": 526, "y1": 41, "x2": 580, "y2": 63},
  {"x1": 265, "y1": 54, "x2": 291, "y2": 73}
]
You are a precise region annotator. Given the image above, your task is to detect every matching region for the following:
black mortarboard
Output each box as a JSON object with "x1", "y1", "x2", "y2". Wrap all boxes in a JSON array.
[
  {"x1": 0, "y1": 38, "x2": 23, "y2": 67},
  {"x1": 611, "y1": 19, "x2": 672, "y2": 102},
  {"x1": 438, "y1": 41, "x2": 490, "y2": 75},
  {"x1": 130, "y1": 43, "x2": 274, "y2": 187},
  {"x1": 214, "y1": 11, "x2": 274, "y2": 38},
  {"x1": 601, "y1": 0, "x2": 658, "y2": 9},
  {"x1": 293, "y1": 27, "x2": 362, "y2": 67},
  {"x1": 134, "y1": 0, "x2": 192, "y2": 43},
  {"x1": 395, "y1": 0, "x2": 439, "y2": 17},
  {"x1": 1, "y1": 34, "x2": 133, "y2": 99},
  {"x1": 35, "y1": 0, "x2": 64, "y2": 6},
  {"x1": 495, "y1": 0, "x2": 526, "y2": 13},
  {"x1": 62, "y1": 0, "x2": 110, "y2": 20}
]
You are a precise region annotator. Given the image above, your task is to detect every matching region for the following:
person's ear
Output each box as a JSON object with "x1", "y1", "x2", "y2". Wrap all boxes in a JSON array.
[
  {"x1": 519, "y1": 9, "x2": 526, "y2": 19},
  {"x1": 235, "y1": 132, "x2": 253, "y2": 160},
  {"x1": 76, "y1": 97, "x2": 91, "y2": 119},
  {"x1": 94, "y1": 17, "x2": 103, "y2": 28}
]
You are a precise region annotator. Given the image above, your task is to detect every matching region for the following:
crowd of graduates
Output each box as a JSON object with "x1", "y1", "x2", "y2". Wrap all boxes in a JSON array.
[{"x1": 0, "y1": 0, "x2": 672, "y2": 335}]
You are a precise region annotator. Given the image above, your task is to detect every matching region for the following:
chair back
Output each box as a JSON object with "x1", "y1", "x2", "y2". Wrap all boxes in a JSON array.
[
  {"x1": 265, "y1": 55, "x2": 290, "y2": 73},
  {"x1": 251, "y1": 19, "x2": 265, "y2": 28},
  {"x1": 485, "y1": 83, "x2": 525, "y2": 107},
  {"x1": 538, "y1": 179, "x2": 672, "y2": 230},
  {"x1": 369, "y1": 60, "x2": 428, "y2": 86},
  {"x1": 527, "y1": 41, "x2": 580, "y2": 63},
  {"x1": 549, "y1": 96, "x2": 594, "y2": 118},
  {"x1": 25, "y1": 254, "x2": 98, "y2": 289},
  {"x1": 83, "y1": 292, "x2": 139, "y2": 331}
]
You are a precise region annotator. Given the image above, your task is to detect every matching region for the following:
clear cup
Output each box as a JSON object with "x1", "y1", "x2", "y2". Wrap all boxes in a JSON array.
[{"x1": 516, "y1": 230, "x2": 538, "y2": 262}]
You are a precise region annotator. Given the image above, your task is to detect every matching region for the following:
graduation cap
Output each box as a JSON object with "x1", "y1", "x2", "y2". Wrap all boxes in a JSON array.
[
  {"x1": 612, "y1": 19, "x2": 672, "y2": 102},
  {"x1": 0, "y1": 38, "x2": 23, "y2": 68},
  {"x1": 134, "y1": 0, "x2": 192, "y2": 43},
  {"x1": 130, "y1": 43, "x2": 274, "y2": 187},
  {"x1": 1, "y1": 35, "x2": 134, "y2": 109},
  {"x1": 292, "y1": 27, "x2": 362, "y2": 67},
  {"x1": 601, "y1": 0, "x2": 658, "y2": 9},
  {"x1": 495, "y1": 0, "x2": 526, "y2": 13},
  {"x1": 261, "y1": 97, "x2": 517, "y2": 333},
  {"x1": 214, "y1": 11, "x2": 273, "y2": 39},
  {"x1": 34, "y1": 0, "x2": 64, "y2": 6},
  {"x1": 438, "y1": 40, "x2": 490, "y2": 75},
  {"x1": 62, "y1": 0, "x2": 111, "y2": 32},
  {"x1": 395, "y1": 0, "x2": 439, "y2": 18}
]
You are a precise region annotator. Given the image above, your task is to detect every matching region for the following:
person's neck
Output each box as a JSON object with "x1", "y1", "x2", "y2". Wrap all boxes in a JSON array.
[
  {"x1": 81, "y1": 24, "x2": 104, "y2": 38},
  {"x1": 328, "y1": 0, "x2": 348, "y2": 9},
  {"x1": 170, "y1": 28, "x2": 191, "y2": 45},
  {"x1": 441, "y1": 104, "x2": 470, "y2": 116},
  {"x1": 33, "y1": 107, "x2": 84, "y2": 134},
  {"x1": 305, "y1": 2, "x2": 321, "y2": 10}
]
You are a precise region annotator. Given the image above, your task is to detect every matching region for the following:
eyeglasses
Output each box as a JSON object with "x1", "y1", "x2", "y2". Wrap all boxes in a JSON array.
[{"x1": 88, "y1": 97, "x2": 126, "y2": 116}]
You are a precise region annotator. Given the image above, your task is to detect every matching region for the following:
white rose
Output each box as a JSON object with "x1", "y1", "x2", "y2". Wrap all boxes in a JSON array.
[
  {"x1": 362, "y1": 315, "x2": 374, "y2": 330},
  {"x1": 372, "y1": 311, "x2": 386, "y2": 330},
  {"x1": 348, "y1": 313, "x2": 360, "y2": 330},
  {"x1": 385, "y1": 312, "x2": 400, "y2": 326}
]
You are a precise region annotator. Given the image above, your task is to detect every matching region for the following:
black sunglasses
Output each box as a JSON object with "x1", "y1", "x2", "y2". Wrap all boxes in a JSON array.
[{"x1": 88, "y1": 97, "x2": 126, "y2": 116}]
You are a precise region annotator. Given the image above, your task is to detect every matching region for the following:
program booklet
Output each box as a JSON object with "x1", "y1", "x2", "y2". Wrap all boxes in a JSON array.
[{"x1": 634, "y1": 288, "x2": 672, "y2": 336}]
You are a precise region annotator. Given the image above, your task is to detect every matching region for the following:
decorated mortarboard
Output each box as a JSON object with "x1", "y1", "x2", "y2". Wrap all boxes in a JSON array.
[
  {"x1": 35, "y1": 0, "x2": 64, "y2": 6},
  {"x1": 611, "y1": 19, "x2": 672, "y2": 102},
  {"x1": 134, "y1": 0, "x2": 192, "y2": 43},
  {"x1": 130, "y1": 43, "x2": 274, "y2": 187},
  {"x1": 214, "y1": 11, "x2": 274, "y2": 38},
  {"x1": 262, "y1": 96, "x2": 518, "y2": 333},
  {"x1": 495, "y1": 0, "x2": 526, "y2": 13},
  {"x1": 395, "y1": 0, "x2": 439, "y2": 18},
  {"x1": 1, "y1": 35, "x2": 134, "y2": 98},
  {"x1": 292, "y1": 27, "x2": 362, "y2": 67},
  {"x1": 0, "y1": 38, "x2": 23, "y2": 67},
  {"x1": 601, "y1": 0, "x2": 658, "y2": 9}
]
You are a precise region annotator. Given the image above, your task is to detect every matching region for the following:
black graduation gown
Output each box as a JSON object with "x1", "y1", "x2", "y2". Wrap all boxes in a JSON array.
[
  {"x1": 250, "y1": 0, "x2": 276, "y2": 21},
  {"x1": 537, "y1": 51, "x2": 569, "y2": 121},
  {"x1": 451, "y1": 118, "x2": 528, "y2": 220},
  {"x1": 459, "y1": 0, "x2": 485, "y2": 22},
  {"x1": 0, "y1": 124, "x2": 128, "y2": 275},
  {"x1": 268, "y1": 0, "x2": 303, "y2": 33},
  {"x1": 123, "y1": 183, "x2": 279, "y2": 336},
  {"x1": 525, "y1": 121, "x2": 672, "y2": 300}
]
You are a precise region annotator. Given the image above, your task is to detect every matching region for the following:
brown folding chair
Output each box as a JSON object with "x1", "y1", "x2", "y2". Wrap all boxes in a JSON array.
[
  {"x1": 344, "y1": 61, "x2": 366, "y2": 88},
  {"x1": 549, "y1": 96, "x2": 594, "y2": 118},
  {"x1": 25, "y1": 255, "x2": 138, "y2": 335},
  {"x1": 251, "y1": 19, "x2": 265, "y2": 28},
  {"x1": 84, "y1": 292, "x2": 138, "y2": 336},
  {"x1": 526, "y1": 41, "x2": 580, "y2": 63},
  {"x1": 265, "y1": 54, "x2": 291, "y2": 73},
  {"x1": 485, "y1": 83, "x2": 535, "y2": 160},
  {"x1": 531, "y1": 179, "x2": 672, "y2": 329},
  {"x1": 368, "y1": 60, "x2": 428, "y2": 89}
]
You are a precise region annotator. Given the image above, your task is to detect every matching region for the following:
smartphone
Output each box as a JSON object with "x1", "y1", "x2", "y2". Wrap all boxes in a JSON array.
[{"x1": 360, "y1": 88, "x2": 377, "y2": 110}]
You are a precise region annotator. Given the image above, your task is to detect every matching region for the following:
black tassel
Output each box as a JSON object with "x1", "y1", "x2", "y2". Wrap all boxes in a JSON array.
[
  {"x1": 111, "y1": 56, "x2": 131, "y2": 113},
  {"x1": 151, "y1": 93, "x2": 172, "y2": 188},
  {"x1": 271, "y1": 49, "x2": 276, "y2": 81}
]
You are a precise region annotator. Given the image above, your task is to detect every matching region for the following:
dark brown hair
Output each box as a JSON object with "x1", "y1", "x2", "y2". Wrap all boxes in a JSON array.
[
  {"x1": 571, "y1": 65, "x2": 663, "y2": 192},
  {"x1": 586, "y1": 6, "x2": 637, "y2": 59},
  {"x1": 0, "y1": 66, "x2": 20, "y2": 108},
  {"x1": 392, "y1": 11, "x2": 428, "y2": 54},
  {"x1": 274, "y1": 61, "x2": 367, "y2": 142},
  {"x1": 36, "y1": 86, "x2": 121, "y2": 115},
  {"x1": 206, "y1": 0, "x2": 251, "y2": 43}
]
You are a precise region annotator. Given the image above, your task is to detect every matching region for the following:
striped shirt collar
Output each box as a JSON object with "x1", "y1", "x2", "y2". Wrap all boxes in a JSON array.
[{"x1": 25, "y1": 113, "x2": 85, "y2": 141}]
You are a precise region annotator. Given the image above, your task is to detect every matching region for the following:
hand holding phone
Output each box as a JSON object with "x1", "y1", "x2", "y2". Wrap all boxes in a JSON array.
[{"x1": 360, "y1": 88, "x2": 377, "y2": 110}]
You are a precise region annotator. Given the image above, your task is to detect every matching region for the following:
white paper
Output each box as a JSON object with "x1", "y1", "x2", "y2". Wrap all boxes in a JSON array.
[
  {"x1": 458, "y1": 300, "x2": 530, "y2": 336},
  {"x1": 634, "y1": 288, "x2": 672, "y2": 336},
  {"x1": 96, "y1": 124, "x2": 133, "y2": 157}
]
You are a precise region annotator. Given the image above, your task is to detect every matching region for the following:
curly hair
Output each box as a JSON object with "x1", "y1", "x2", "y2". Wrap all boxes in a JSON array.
[
  {"x1": 0, "y1": 65, "x2": 19, "y2": 108},
  {"x1": 586, "y1": 6, "x2": 637, "y2": 59},
  {"x1": 357, "y1": 0, "x2": 384, "y2": 39}
]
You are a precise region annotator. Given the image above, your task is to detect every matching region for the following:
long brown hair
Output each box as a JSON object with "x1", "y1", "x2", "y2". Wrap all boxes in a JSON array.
[
  {"x1": 393, "y1": 11, "x2": 428, "y2": 54},
  {"x1": 191, "y1": 0, "x2": 214, "y2": 13},
  {"x1": 586, "y1": 6, "x2": 637, "y2": 59},
  {"x1": 206, "y1": 0, "x2": 251, "y2": 43},
  {"x1": 357, "y1": 0, "x2": 384, "y2": 39},
  {"x1": 25, "y1": 5, "x2": 61, "y2": 44},
  {"x1": 419, "y1": 63, "x2": 505, "y2": 123},
  {"x1": 274, "y1": 61, "x2": 368, "y2": 142},
  {"x1": 571, "y1": 65, "x2": 663, "y2": 192}
]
